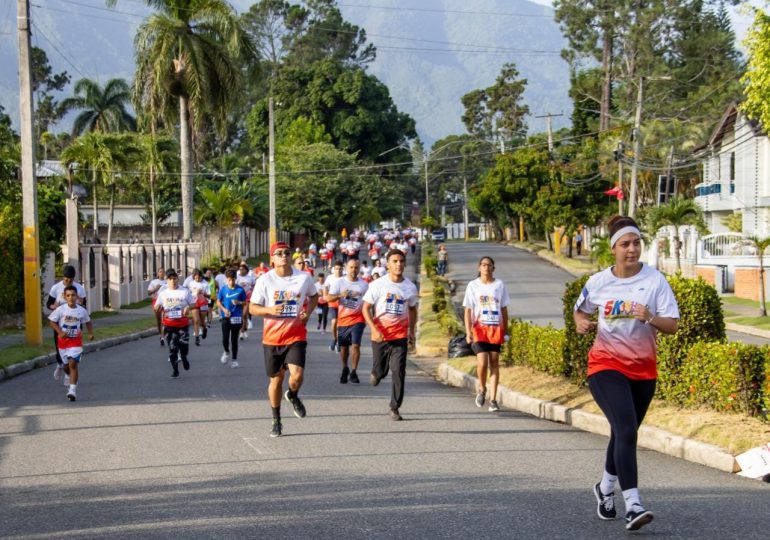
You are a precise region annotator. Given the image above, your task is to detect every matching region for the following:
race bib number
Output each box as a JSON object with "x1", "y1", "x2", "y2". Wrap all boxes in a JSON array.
[
  {"x1": 385, "y1": 299, "x2": 406, "y2": 316},
  {"x1": 62, "y1": 324, "x2": 79, "y2": 337},
  {"x1": 480, "y1": 309, "x2": 500, "y2": 326},
  {"x1": 166, "y1": 307, "x2": 183, "y2": 319},
  {"x1": 230, "y1": 316, "x2": 242, "y2": 325},
  {"x1": 279, "y1": 302, "x2": 299, "y2": 318}
]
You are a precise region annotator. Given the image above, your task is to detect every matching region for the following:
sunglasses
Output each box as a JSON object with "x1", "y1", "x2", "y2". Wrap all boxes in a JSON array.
[{"x1": 273, "y1": 250, "x2": 291, "y2": 256}]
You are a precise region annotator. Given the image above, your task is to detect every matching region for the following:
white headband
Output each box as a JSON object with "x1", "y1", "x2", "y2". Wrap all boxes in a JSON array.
[{"x1": 610, "y1": 226, "x2": 641, "y2": 248}]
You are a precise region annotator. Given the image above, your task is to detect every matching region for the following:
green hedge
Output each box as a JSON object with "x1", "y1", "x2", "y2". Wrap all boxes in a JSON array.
[
  {"x1": 0, "y1": 204, "x2": 23, "y2": 314},
  {"x1": 504, "y1": 319, "x2": 565, "y2": 376},
  {"x1": 561, "y1": 273, "x2": 593, "y2": 383}
]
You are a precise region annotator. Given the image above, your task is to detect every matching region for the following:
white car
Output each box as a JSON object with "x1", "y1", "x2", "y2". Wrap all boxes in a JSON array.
[{"x1": 431, "y1": 230, "x2": 445, "y2": 242}]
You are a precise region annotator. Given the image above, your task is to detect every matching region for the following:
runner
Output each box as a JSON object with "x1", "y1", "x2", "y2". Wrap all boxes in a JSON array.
[
  {"x1": 315, "y1": 273, "x2": 329, "y2": 333},
  {"x1": 47, "y1": 285, "x2": 94, "y2": 401},
  {"x1": 325, "y1": 261, "x2": 345, "y2": 352},
  {"x1": 185, "y1": 269, "x2": 210, "y2": 346},
  {"x1": 326, "y1": 258, "x2": 368, "y2": 384},
  {"x1": 250, "y1": 242, "x2": 318, "y2": 438},
  {"x1": 574, "y1": 215, "x2": 679, "y2": 532},
  {"x1": 362, "y1": 249, "x2": 418, "y2": 421},
  {"x1": 236, "y1": 262, "x2": 256, "y2": 340},
  {"x1": 47, "y1": 264, "x2": 87, "y2": 383},
  {"x1": 308, "y1": 241, "x2": 318, "y2": 269},
  {"x1": 204, "y1": 267, "x2": 217, "y2": 326},
  {"x1": 154, "y1": 269, "x2": 196, "y2": 378},
  {"x1": 217, "y1": 269, "x2": 247, "y2": 369},
  {"x1": 147, "y1": 268, "x2": 167, "y2": 346},
  {"x1": 463, "y1": 256, "x2": 510, "y2": 412}
]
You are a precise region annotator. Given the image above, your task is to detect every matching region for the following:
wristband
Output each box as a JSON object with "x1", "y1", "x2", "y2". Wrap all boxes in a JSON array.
[{"x1": 645, "y1": 315, "x2": 655, "y2": 325}]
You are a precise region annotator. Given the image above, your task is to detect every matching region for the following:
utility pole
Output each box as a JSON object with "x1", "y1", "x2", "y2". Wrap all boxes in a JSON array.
[
  {"x1": 629, "y1": 77, "x2": 644, "y2": 219},
  {"x1": 615, "y1": 142, "x2": 625, "y2": 216},
  {"x1": 268, "y1": 96, "x2": 276, "y2": 244},
  {"x1": 17, "y1": 0, "x2": 42, "y2": 346},
  {"x1": 463, "y1": 176, "x2": 469, "y2": 241},
  {"x1": 664, "y1": 144, "x2": 674, "y2": 204},
  {"x1": 423, "y1": 157, "x2": 430, "y2": 226},
  {"x1": 535, "y1": 112, "x2": 564, "y2": 154}
]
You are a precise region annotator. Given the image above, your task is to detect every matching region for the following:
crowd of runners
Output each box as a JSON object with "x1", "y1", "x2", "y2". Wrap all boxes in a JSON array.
[{"x1": 44, "y1": 217, "x2": 678, "y2": 532}]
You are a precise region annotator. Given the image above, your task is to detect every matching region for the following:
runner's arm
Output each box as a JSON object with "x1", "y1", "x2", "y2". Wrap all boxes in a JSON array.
[
  {"x1": 85, "y1": 321, "x2": 94, "y2": 340},
  {"x1": 362, "y1": 301, "x2": 383, "y2": 342},
  {"x1": 408, "y1": 305, "x2": 417, "y2": 343},
  {"x1": 464, "y1": 308, "x2": 473, "y2": 343}
]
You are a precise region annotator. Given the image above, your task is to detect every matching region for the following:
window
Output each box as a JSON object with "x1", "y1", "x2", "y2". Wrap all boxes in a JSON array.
[{"x1": 695, "y1": 184, "x2": 722, "y2": 197}]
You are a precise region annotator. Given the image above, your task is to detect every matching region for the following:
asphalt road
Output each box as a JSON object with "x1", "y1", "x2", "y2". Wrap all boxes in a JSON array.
[
  {"x1": 1, "y1": 246, "x2": 769, "y2": 539},
  {"x1": 444, "y1": 241, "x2": 770, "y2": 345}
]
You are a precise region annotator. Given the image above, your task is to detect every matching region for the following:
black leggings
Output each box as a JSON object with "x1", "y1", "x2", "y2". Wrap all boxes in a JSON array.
[
  {"x1": 317, "y1": 304, "x2": 329, "y2": 330},
  {"x1": 221, "y1": 319, "x2": 240, "y2": 359},
  {"x1": 588, "y1": 370, "x2": 656, "y2": 491}
]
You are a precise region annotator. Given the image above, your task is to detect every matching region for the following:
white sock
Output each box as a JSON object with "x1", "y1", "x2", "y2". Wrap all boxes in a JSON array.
[
  {"x1": 68, "y1": 384, "x2": 77, "y2": 392},
  {"x1": 622, "y1": 488, "x2": 643, "y2": 512},
  {"x1": 600, "y1": 471, "x2": 617, "y2": 495}
]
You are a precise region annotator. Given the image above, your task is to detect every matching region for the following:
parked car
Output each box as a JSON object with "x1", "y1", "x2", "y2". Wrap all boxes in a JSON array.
[{"x1": 431, "y1": 230, "x2": 445, "y2": 242}]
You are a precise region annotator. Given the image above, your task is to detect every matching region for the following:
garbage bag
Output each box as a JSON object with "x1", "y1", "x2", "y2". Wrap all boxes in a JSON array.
[{"x1": 448, "y1": 334, "x2": 474, "y2": 358}]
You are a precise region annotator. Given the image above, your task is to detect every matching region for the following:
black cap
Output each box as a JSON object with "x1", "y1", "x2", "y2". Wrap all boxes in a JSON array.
[{"x1": 62, "y1": 265, "x2": 76, "y2": 279}]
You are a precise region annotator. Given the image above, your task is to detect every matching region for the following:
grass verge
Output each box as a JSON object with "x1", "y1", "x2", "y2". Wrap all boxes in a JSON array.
[
  {"x1": 725, "y1": 315, "x2": 770, "y2": 331},
  {"x1": 447, "y1": 357, "x2": 770, "y2": 454},
  {"x1": 417, "y1": 276, "x2": 450, "y2": 351},
  {"x1": 0, "y1": 316, "x2": 156, "y2": 370},
  {"x1": 120, "y1": 298, "x2": 153, "y2": 310}
]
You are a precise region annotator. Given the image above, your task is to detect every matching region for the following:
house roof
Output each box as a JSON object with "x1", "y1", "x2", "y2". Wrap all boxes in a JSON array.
[
  {"x1": 35, "y1": 160, "x2": 68, "y2": 178},
  {"x1": 706, "y1": 103, "x2": 765, "y2": 152}
]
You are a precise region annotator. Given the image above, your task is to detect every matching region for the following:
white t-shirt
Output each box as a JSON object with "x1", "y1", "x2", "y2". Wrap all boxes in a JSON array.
[
  {"x1": 236, "y1": 272, "x2": 256, "y2": 294},
  {"x1": 215, "y1": 273, "x2": 228, "y2": 290},
  {"x1": 156, "y1": 287, "x2": 195, "y2": 328},
  {"x1": 186, "y1": 279, "x2": 209, "y2": 301},
  {"x1": 148, "y1": 278, "x2": 166, "y2": 299},
  {"x1": 462, "y1": 278, "x2": 511, "y2": 345},
  {"x1": 48, "y1": 303, "x2": 90, "y2": 349},
  {"x1": 362, "y1": 275, "x2": 418, "y2": 341},
  {"x1": 329, "y1": 277, "x2": 369, "y2": 326},
  {"x1": 251, "y1": 268, "x2": 317, "y2": 345},
  {"x1": 574, "y1": 263, "x2": 679, "y2": 380},
  {"x1": 48, "y1": 280, "x2": 87, "y2": 309}
]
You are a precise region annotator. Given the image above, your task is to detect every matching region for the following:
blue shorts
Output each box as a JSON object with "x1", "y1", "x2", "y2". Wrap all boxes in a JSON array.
[
  {"x1": 337, "y1": 322, "x2": 366, "y2": 347},
  {"x1": 328, "y1": 307, "x2": 339, "y2": 319}
]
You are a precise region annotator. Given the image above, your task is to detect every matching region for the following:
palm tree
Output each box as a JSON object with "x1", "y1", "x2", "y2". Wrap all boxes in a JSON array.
[
  {"x1": 743, "y1": 235, "x2": 770, "y2": 316},
  {"x1": 136, "y1": 133, "x2": 178, "y2": 243},
  {"x1": 125, "y1": 0, "x2": 254, "y2": 241},
  {"x1": 646, "y1": 196, "x2": 708, "y2": 271},
  {"x1": 194, "y1": 185, "x2": 253, "y2": 259},
  {"x1": 60, "y1": 78, "x2": 136, "y2": 135},
  {"x1": 590, "y1": 236, "x2": 614, "y2": 270}
]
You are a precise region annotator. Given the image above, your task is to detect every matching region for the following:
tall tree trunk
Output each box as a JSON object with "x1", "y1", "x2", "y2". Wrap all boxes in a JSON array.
[
  {"x1": 180, "y1": 95, "x2": 193, "y2": 241},
  {"x1": 761, "y1": 263, "x2": 767, "y2": 317},
  {"x1": 150, "y1": 165, "x2": 157, "y2": 244},
  {"x1": 600, "y1": 27, "x2": 613, "y2": 132},
  {"x1": 92, "y1": 169, "x2": 98, "y2": 241},
  {"x1": 674, "y1": 228, "x2": 681, "y2": 271},
  {"x1": 107, "y1": 183, "x2": 115, "y2": 245}
]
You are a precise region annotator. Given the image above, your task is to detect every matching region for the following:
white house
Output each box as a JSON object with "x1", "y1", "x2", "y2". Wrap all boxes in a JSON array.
[{"x1": 694, "y1": 103, "x2": 770, "y2": 236}]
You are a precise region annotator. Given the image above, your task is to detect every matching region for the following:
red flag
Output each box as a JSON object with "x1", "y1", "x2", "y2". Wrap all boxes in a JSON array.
[{"x1": 604, "y1": 186, "x2": 624, "y2": 200}]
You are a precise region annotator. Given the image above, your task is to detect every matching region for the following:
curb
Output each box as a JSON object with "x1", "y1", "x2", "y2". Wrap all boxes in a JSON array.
[
  {"x1": 0, "y1": 328, "x2": 157, "y2": 383},
  {"x1": 725, "y1": 322, "x2": 770, "y2": 340},
  {"x1": 436, "y1": 362, "x2": 739, "y2": 474}
]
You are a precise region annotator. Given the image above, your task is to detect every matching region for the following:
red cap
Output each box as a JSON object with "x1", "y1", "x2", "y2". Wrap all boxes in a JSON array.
[{"x1": 270, "y1": 242, "x2": 290, "y2": 256}]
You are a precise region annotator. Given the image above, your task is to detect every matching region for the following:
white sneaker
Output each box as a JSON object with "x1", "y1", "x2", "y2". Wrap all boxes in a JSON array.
[
  {"x1": 220, "y1": 352, "x2": 230, "y2": 364},
  {"x1": 63, "y1": 374, "x2": 70, "y2": 387},
  {"x1": 240, "y1": 331, "x2": 248, "y2": 340},
  {"x1": 230, "y1": 361, "x2": 240, "y2": 369},
  {"x1": 53, "y1": 364, "x2": 63, "y2": 382},
  {"x1": 247, "y1": 319, "x2": 253, "y2": 330},
  {"x1": 67, "y1": 386, "x2": 76, "y2": 401}
]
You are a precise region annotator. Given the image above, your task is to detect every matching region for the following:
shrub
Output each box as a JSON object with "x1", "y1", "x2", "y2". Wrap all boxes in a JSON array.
[
  {"x1": 505, "y1": 319, "x2": 565, "y2": 376},
  {"x1": 561, "y1": 274, "x2": 593, "y2": 384},
  {"x1": 656, "y1": 274, "x2": 726, "y2": 400},
  {"x1": 678, "y1": 342, "x2": 769, "y2": 416},
  {"x1": 0, "y1": 204, "x2": 23, "y2": 315}
]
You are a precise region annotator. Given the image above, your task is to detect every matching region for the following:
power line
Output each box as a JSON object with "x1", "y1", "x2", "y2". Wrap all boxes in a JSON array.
[
  {"x1": 338, "y1": 2, "x2": 555, "y2": 18},
  {"x1": 30, "y1": 19, "x2": 93, "y2": 79}
]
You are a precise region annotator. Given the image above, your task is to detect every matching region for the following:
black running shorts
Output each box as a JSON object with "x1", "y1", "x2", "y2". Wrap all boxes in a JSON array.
[
  {"x1": 471, "y1": 341, "x2": 502, "y2": 354},
  {"x1": 263, "y1": 341, "x2": 307, "y2": 377}
]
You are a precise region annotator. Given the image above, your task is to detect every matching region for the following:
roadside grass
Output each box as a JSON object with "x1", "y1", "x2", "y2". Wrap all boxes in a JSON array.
[
  {"x1": 721, "y1": 296, "x2": 762, "y2": 309},
  {"x1": 417, "y1": 276, "x2": 449, "y2": 351},
  {"x1": 725, "y1": 315, "x2": 770, "y2": 330},
  {"x1": 120, "y1": 298, "x2": 152, "y2": 310},
  {"x1": 0, "y1": 317, "x2": 156, "y2": 370},
  {"x1": 448, "y1": 358, "x2": 770, "y2": 454},
  {"x1": 90, "y1": 310, "x2": 119, "y2": 320}
]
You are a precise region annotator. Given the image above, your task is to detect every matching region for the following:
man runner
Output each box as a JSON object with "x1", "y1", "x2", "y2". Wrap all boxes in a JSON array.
[
  {"x1": 250, "y1": 242, "x2": 318, "y2": 438},
  {"x1": 362, "y1": 249, "x2": 418, "y2": 421},
  {"x1": 326, "y1": 258, "x2": 368, "y2": 384},
  {"x1": 154, "y1": 269, "x2": 195, "y2": 378}
]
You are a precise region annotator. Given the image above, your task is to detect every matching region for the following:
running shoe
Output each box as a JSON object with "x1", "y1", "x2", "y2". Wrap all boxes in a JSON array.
[
  {"x1": 370, "y1": 372, "x2": 380, "y2": 386},
  {"x1": 270, "y1": 420, "x2": 282, "y2": 438},
  {"x1": 63, "y1": 374, "x2": 70, "y2": 387},
  {"x1": 284, "y1": 390, "x2": 306, "y2": 418},
  {"x1": 317, "y1": 324, "x2": 321, "y2": 330},
  {"x1": 625, "y1": 508, "x2": 653, "y2": 531},
  {"x1": 195, "y1": 335, "x2": 201, "y2": 346},
  {"x1": 241, "y1": 331, "x2": 248, "y2": 340},
  {"x1": 181, "y1": 357, "x2": 190, "y2": 371},
  {"x1": 239, "y1": 332, "x2": 245, "y2": 341},
  {"x1": 160, "y1": 337, "x2": 165, "y2": 346},
  {"x1": 67, "y1": 388, "x2": 76, "y2": 401},
  {"x1": 593, "y1": 483, "x2": 617, "y2": 520},
  {"x1": 201, "y1": 326, "x2": 208, "y2": 340},
  {"x1": 389, "y1": 409, "x2": 403, "y2": 421},
  {"x1": 53, "y1": 364, "x2": 63, "y2": 382},
  {"x1": 221, "y1": 352, "x2": 230, "y2": 364},
  {"x1": 349, "y1": 370, "x2": 360, "y2": 384},
  {"x1": 170, "y1": 360, "x2": 179, "y2": 378},
  {"x1": 488, "y1": 400, "x2": 500, "y2": 412},
  {"x1": 329, "y1": 339, "x2": 336, "y2": 352},
  {"x1": 335, "y1": 342, "x2": 341, "y2": 353},
  {"x1": 475, "y1": 391, "x2": 486, "y2": 408},
  {"x1": 340, "y1": 366, "x2": 350, "y2": 384},
  {"x1": 247, "y1": 319, "x2": 253, "y2": 330},
  {"x1": 230, "y1": 361, "x2": 240, "y2": 369}
]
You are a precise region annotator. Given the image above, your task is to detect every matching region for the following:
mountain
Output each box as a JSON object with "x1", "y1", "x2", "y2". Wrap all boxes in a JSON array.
[{"x1": 2, "y1": 0, "x2": 572, "y2": 144}]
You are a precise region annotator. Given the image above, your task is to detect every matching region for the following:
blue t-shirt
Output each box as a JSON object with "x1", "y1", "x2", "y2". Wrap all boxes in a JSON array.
[{"x1": 217, "y1": 285, "x2": 247, "y2": 322}]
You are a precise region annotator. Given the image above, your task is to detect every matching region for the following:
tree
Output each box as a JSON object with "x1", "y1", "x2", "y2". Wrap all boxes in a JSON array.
[
  {"x1": 127, "y1": 0, "x2": 255, "y2": 240},
  {"x1": 461, "y1": 63, "x2": 529, "y2": 142},
  {"x1": 195, "y1": 185, "x2": 253, "y2": 259},
  {"x1": 30, "y1": 46, "x2": 71, "y2": 141},
  {"x1": 742, "y1": 235, "x2": 770, "y2": 316},
  {"x1": 136, "y1": 133, "x2": 178, "y2": 243},
  {"x1": 60, "y1": 78, "x2": 136, "y2": 135},
  {"x1": 741, "y1": 7, "x2": 770, "y2": 130},
  {"x1": 646, "y1": 196, "x2": 707, "y2": 271}
]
